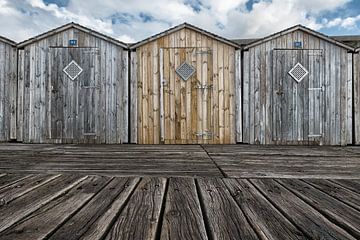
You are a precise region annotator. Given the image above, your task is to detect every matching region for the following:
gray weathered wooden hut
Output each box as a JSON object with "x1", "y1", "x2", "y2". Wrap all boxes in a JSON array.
[
  {"x1": 0, "y1": 36, "x2": 17, "y2": 142},
  {"x1": 240, "y1": 25, "x2": 354, "y2": 146},
  {"x1": 17, "y1": 23, "x2": 130, "y2": 144},
  {"x1": 355, "y1": 47, "x2": 360, "y2": 145}
]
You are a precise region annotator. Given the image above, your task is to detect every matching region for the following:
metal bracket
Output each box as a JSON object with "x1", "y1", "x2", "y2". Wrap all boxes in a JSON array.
[
  {"x1": 308, "y1": 86, "x2": 325, "y2": 92},
  {"x1": 195, "y1": 131, "x2": 213, "y2": 139},
  {"x1": 195, "y1": 84, "x2": 213, "y2": 90},
  {"x1": 195, "y1": 50, "x2": 212, "y2": 55},
  {"x1": 308, "y1": 134, "x2": 322, "y2": 138}
]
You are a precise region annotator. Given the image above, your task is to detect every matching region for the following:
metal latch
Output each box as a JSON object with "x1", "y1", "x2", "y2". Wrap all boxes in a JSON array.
[
  {"x1": 195, "y1": 50, "x2": 212, "y2": 55},
  {"x1": 195, "y1": 131, "x2": 213, "y2": 139},
  {"x1": 195, "y1": 84, "x2": 213, "y2": 89}
]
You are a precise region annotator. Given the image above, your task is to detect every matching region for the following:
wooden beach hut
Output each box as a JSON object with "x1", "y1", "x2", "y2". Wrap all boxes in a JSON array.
[
  {"x1": 355, "y1": 47, "x2": 360, "y2": 144},
  {"x1": 17, "y1": 23, "x2": 130, "y2": 144},
  {"x1": 130, "y1": 23, "x2": 240, "y2": 144},
  {"x1": 0, "y1": 36, "x2": 17, "y2": 142},
  {"x1": 241, "y1": 25, "x2": 354, "y2": 145}
]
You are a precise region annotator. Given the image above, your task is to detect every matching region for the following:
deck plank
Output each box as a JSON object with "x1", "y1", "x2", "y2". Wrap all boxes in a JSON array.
[
  {"x1": 0, "y1": 174, "x2": 87, "y2": 233},
  {"x1": 0, "y1": 174, "x2": 32, "y2": 189},
  {"x1": 49, "y1": 177, "x2": 140, "y2": 240},
  {"x1": 0, "y1": 174, "x2": 60, "y2": 204},
  {"x1": 251, "y1": 179, "x2": 356, "y2": 240},
  {"x1": 278, "y1": 179, "x2": 360, "y2": 238},
  {"x1": 196, "y1": 178, "x2": 259, "y2": 240},
  {"x1": 303, "y1": 179, "x2": 360, "y2": 211},
  {"x1": 160, "y1": 178, "x2": 208, "y2": 240},
  {"x1": 330, "y1": 179, "x2": 360, "y2": 194},
  {"x1": 0, "y1": 176, "x2": 110, "y2": 240},
  {"x1": 224, "y1": 179, "x2": 308, "y2": 239},
  {"x1": 104, "y1": 177, "x2": 167, "y2": 240}
]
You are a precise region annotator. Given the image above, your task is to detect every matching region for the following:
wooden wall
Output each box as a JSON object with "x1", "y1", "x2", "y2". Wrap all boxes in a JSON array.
[
  {"x1": 242, "y1": 29, "x2": 353, "y2": 145},
  {"x1": 355, "y1": 51, "x2": 360, "y2": 145},
  {"x1": 0, "y1": 40, "x2": 17, "y2": 141},
  {"x1": 17, "y1": 28, "x2": 129, "y2": 143},
  {"x1": 134, "y1": 28, "x2": 236, "y2": 144}
]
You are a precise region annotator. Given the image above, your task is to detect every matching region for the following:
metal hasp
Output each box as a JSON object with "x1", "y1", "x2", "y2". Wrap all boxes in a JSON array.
[
  {"x1": 288, "y1": 62, "x2": 309, "y2": 83},
  {"x1": 176, "y1": 62, "x2": 196, "y2": 81},
  {"x1": 63, "y1": 60, "x2": 83, "y2": 81}
]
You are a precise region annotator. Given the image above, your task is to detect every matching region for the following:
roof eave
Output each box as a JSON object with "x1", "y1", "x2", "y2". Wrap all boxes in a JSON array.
[
  {"x1": 17, "y1": 23, "x2": 129, "y2": 49},
  {"x1": 130, "y1": 23, "x2": 240, "y2": 50},
  {"x1": 243, "y1": 25, "x2": 354, "y2": 51},
  {"x1": 0, "y1": 36, "x2": 17, "y2": 47}
]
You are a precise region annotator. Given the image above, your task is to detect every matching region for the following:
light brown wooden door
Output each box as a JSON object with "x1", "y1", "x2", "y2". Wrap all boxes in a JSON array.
[
  {"x1": 160, "y1": 47, "x2": 213, "y2": 144},
  {"x1": 49, "y1": 47, "x2": 100, "y2": 142},
  {"x1": 272, "y1": 49, "x2": 324, "y2": 145}
]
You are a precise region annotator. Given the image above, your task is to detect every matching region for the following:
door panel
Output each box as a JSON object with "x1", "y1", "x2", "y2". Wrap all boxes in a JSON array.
[
  {"x1": 161, "y1": 47, "x2": 213, "y2": 143},
  {"x1": 272, "y1": 49, "x2": 324, "y2": 144},
  {"x1": 49, "y1": 47, "x2": 99, "y2": 141}
]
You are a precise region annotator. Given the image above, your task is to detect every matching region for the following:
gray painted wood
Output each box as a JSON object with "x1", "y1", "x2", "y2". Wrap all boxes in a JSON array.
[
  {"x1": 18, "y1": 27, "x2": 130, "y2": 143},
  {"x1": 0, "y1": 40, "x2": 17, "y2": 141},
  {"x1": 242, "y1": 29, "x2": 352, "y2": 145}
]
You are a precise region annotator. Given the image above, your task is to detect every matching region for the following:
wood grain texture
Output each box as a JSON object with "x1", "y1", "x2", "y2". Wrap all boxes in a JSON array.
[
  {"x1": 242, "y1": 29, "x2": 352, "y2": 145},
  {"x1": 160, "y1": 178, "x2": 208, "y2": 240},
  {"x1": 104, "y1": 177, "x2": 167, "y2": 240},
  {"x1": 135, "y1": 27, "x2": 236, "y2": 144},
  {"x1": 18, "y1": 27, "x2": 129, "y2": 144},
  {"x1": 197, "y1": 178, "x2": 258, "y2": 240},
  {"x1": 251, "y1": 179, "x2": 357, "y2": 239}
]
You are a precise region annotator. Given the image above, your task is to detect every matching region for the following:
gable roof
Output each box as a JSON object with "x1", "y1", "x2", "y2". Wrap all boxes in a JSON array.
[
  {"x1": 232, "y1": 38, "x2": 259, "y2": 47},
  {"x1": 17, "y1": 22, "x2": 128, "y2": 48},
  {"x1": 243, "y1": 25, "x2": 354, "y2": 51},
  {"x1": 0, "y1": 36, "x2": 17, "y2": 47},
  {"x1": 130, "y1": 22, "x2": 240, "y2": 50}
]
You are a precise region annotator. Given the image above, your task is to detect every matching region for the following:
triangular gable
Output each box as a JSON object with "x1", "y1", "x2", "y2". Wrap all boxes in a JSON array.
[
  {"x1": 130, "y1": 22, "x2": 240, "y2": 49},
  {"x1": 17, "y1": 22, "x2": 128, "y2": 49},
  {"x1": 244, "y1": 25, "x2": 354, "y2": 51},
  {"x1": 0, "y1": 36, "x2": 17, "y2": 47}
]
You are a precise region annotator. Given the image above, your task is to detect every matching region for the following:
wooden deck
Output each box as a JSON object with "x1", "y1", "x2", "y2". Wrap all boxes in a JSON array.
[
  {"x1": 0, "y1": 144, "x2": 359, "y2": 179},
  {"x1": 0, "y1": 173, "x2": 359, "y2": 239},
  {"x1": 0, "y1": 144, "x2": 359, "y2": 239}
]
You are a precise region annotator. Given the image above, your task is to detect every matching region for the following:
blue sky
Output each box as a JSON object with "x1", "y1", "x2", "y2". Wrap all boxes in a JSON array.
[{"x1": 0, "y1": 0, "x2": 359, "y2": 43}]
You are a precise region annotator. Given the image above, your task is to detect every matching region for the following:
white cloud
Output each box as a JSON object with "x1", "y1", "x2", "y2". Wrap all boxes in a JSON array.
[{"x1": 0, "y1": 0, "x2": 358, "y2": 43}]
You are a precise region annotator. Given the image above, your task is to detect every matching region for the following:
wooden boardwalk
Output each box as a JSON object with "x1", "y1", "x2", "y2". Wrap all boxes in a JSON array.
[
  {"x1": 0, "y1": 144, "x2": 359, "y2": 179},
  {"x1": 0, "y1": 173, "x2": 359, "y2": 240},
  {"x1": 0, "y1": 144, "x2": 359, "y2": 239}
]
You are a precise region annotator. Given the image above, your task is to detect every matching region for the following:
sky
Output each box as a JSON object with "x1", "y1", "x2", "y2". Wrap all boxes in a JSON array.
[{"x1": 0, "y1": 0, "x2": 360, "y2": 43}]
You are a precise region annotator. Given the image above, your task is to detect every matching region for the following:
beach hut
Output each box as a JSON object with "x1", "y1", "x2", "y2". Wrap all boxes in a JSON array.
[
  {"x1": 354, "y1": 47, "x2": 360, "y2": 144},
  {"x1": 130, "y1": 23, "x2": 240, "y2": 144},
  {"x1": 240, "y1": 25, "x2": 354, "y2": 145},
  {"x1": 0, "y1": 36, "x2": 17, "y2": 141},
  {"x1": 17, "y1": 23, "x2": 130, "y2": 143}
]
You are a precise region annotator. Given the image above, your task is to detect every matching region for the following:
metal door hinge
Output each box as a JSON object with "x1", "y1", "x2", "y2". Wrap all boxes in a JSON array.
[
  {"x1": 308, "y1": 134, "x2": 322, "y2": 138},
  {"x1": 195, "y1": 50, "x2": 212, "y2": 55},
  {"x1": 195, "y1": 84, "x2": 213, "y2": 90},
  {"x1": 195, "y1": 131, "x2": 213, "y2": 139}
]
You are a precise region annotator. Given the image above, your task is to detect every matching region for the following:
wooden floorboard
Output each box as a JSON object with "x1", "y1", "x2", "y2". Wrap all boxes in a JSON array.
[{"x1": 0, "y1": 174, "x2": 358, "y2": 240}]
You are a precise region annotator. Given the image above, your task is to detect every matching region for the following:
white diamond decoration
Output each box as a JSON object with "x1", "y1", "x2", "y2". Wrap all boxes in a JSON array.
[
  {"x1": 63, "y1": 60, "x2": 83, "y2": 81},
  {"x1": 288, "y1": 62, "x2": 309, "y2": 83},
  {"x1": 176, "y1": 62, "x2": 195, "y2": 81}
]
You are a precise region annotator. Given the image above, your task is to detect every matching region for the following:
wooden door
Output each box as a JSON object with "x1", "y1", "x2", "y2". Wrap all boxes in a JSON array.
[
  {"x1": 49, "y1": 47, "x2": 100, "y2": 142},
  {"x1": 160, "y1": 47, "x2": 213, "y2": 144},
  {"x1": 272, "y1": 49, "x2": 324, "y2": 145}
]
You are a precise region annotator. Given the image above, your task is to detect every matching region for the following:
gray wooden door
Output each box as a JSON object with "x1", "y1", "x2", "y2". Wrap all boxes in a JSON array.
[
  {"x1": 272, "y1": 49, "x2": 324, "y2": 144},
  {"x1": 49, "y1": 47, "x2": 100, "y2": 141}
]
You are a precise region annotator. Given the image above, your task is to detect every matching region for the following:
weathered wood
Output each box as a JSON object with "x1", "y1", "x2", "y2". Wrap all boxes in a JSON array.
[
  {"x1": 303, "y1": 179, "x2": 360, "y2": 211},
  {"x1": 0, "y1": 175, "x2": 86, "y2": 232},
  {"x1": 331, "y1": 179, "x2": 360, "y2": 194},
  {"x1": 18, "y1": 27, "x2": 130, "y2": 144},
  {"x1": 224, "y1": 179, "x2": 307, "y2": 239},
  {"x1": 243, "y1": 28, "x2": 352, "y2": 145},
  {"x1": 136, "y1": 26, "x2": 237, "y2": 144},
  {"x1": 104, "y1": 177, "x2": 167, "y2": 240},
  {"x1": 0, "y1": 41, "x2": 17, "y2": 142},
  {"x1": 354, "y1": 52, "x2": 360, "y2": 145},
  {"x1": 197, "y1": 178, "x2": 258, "y2": 240},
  {"x1": 1, "y1": 176, "x2": 110, "y2": 240},
  {"x1": 278, "y1": 179, "x2": 360, "y2": 238},
  {"x1": 160, "y1": 178, "x2": 208, "y2": 240},
  {"x1": 251, "y1": 179, "x2": 356, "y2": 239}
]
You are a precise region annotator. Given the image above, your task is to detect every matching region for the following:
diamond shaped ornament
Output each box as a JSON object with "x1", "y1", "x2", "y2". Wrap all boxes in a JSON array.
[
  {"x1": 288, "y1": 62, "x2": 309, "y2": 83},
  {"x1": 63, "y1": 60, "x2": 83, "y2": 81},
  {"x1": 176, "y1": 62, "x2": 195, "y2": 81}
]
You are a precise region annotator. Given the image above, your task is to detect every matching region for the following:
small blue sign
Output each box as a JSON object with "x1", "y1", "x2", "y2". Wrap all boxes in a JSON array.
[
  {"x1": 294, "y1": 41, "x2": 302, "y2": 48},
  {"x1": 69, "y1": 39, "x2": 77, "y2": 46}
]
